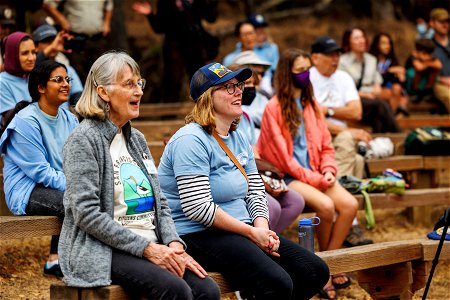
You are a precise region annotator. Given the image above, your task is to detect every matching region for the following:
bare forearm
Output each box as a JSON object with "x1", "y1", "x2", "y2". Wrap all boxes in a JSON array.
[{"x1": 212, "y1": 208, "x2": 253, "y2": 238}]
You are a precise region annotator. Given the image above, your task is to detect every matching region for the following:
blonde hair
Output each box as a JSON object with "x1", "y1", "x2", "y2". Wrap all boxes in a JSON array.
[
  {"x1": 185, "y1": 87, "x2": 240, "y2": 134},
  {"x1": 75, "y1": 51, "x2": 141, "y2": 119}
]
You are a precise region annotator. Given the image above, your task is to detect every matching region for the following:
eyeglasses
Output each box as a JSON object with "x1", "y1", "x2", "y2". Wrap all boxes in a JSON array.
[
  {"x1": 111, "y1": 78, "x2": 146, "y2": 90},
  {"x1": 48, "y1": 76, "x2": 73, "y2": 84},
  {"x1": 215, "y1": 82, "x2": 245, "y2": 95}
]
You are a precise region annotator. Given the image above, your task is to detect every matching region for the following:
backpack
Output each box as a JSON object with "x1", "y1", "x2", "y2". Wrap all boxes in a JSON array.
[
  {"x1": 339, "y1": 174, "x2": 406, "y2": 230},
  {"x1": 404, "y1": 127, "x2": 450, "y2": 156}
]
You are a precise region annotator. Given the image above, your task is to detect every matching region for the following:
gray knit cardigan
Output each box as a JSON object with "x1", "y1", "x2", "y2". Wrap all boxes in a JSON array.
[{"x1": 59, "y1": 118, "x2": 184, "y2": 287}]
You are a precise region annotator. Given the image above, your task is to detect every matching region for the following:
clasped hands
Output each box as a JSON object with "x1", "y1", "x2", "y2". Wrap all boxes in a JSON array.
[
  {"x1": 250, "y1": 227, "x2": 280, "y2": 257},
  {"x1": 143, "y1": 241, "x2": 207, "y2": 279}
]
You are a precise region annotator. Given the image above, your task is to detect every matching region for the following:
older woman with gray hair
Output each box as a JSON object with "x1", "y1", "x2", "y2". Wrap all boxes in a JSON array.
[{"x1": 59, "y1": 51, "x2": 220, "y2": 299}]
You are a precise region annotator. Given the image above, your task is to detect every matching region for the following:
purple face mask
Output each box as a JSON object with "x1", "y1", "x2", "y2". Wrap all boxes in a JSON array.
[{"x1": 292, "y1": 69, "x2": 310, "y2": 89}]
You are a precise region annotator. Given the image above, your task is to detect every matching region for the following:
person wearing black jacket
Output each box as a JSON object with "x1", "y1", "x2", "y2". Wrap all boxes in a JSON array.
[{"x1": 133, "y1": 0, "x2": 219, "y2": 102}]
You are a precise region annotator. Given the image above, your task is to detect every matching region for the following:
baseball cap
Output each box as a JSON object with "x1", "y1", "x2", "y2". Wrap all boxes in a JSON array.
[
  {"x1": 33, "y1": 24, "x2": 57, "y2": 43},
  {"x1": 430, "y1": 8, "x2": 450, "y2": 21},
  {"x1": 190, "y1": 62, "x2": 252, "y2": 101},
  {"x1": 248, "y1": 14, "x2": 268, "y2": 28},
  {"x1": 231, "y1": 51, "x2": 271, "y2": 69},
  {"x1": 311, "y1": 36, "x2": 343, "y2": 54}
]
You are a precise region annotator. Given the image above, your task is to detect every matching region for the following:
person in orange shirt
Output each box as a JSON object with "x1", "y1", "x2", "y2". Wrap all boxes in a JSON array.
[{"x1": 258, "y1": 48, "x2": 357, "y2": 300}]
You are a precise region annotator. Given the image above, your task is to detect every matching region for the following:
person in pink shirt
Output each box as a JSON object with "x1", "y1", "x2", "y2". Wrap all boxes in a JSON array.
[{"x1": 257, "y1": 48, "x2": 358, "y2": 300}]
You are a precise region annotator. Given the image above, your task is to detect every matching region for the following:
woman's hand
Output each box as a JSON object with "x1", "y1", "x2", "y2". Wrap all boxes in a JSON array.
[
  {"x1": 249, "y1": 227, "x2": 280, "y2": 257},
  {"x1": 323, "y1": 172, "x2": 336, "y2": 186},
  {"x1": 169, "y1": 241, "x2": 207, "y2": 279},
  {"x1": 143, "y1": 243, "x2": 186, "y2": 277},
  {"x1": 323, "y1": 172, "x2": 336, "y2": 185}
]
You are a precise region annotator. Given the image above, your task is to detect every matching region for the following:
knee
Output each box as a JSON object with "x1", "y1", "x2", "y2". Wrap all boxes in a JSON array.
[
  {"x1": 268, "y1": 271, "x2": 294, "y2": 298},
  {"x1": 155, "y1": 279, "x2": 193, "y2": 300},
  {"x1": 195, "y1": 280, "x2": 221, "y2": 300},
  {"x1": 341, "y1": 196, "x2": 359, "y2": 217},
  {"x1": 317, "y1": 199, "x2": 335, "y2": 222}
]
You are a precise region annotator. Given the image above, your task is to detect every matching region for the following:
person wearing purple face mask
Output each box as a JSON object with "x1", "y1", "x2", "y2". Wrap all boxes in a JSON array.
[{"x1": 258, "y1": 49, "x2": 357, "y2": 300}]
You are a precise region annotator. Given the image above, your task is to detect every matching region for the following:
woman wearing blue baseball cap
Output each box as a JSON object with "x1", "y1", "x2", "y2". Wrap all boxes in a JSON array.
[{"x1": 158, "y1": 62, "x2": 329, "y2": 299}]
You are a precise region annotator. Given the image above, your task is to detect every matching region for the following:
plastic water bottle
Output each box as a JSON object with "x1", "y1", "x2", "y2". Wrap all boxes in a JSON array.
[{"x1": 298, "y1": 217, "x2": 320, "y2": 253}]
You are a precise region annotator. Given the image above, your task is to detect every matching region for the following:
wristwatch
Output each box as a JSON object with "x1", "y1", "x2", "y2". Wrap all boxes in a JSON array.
[{"x1": 325, "y1": 107, "x2": 335, "y2": 118}]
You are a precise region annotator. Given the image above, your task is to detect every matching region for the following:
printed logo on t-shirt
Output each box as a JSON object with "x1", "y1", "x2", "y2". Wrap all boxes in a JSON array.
[
  {"x1": 114, "y1": 159, "x2": 155, "y2": 215},
  {"x1": 236, "y1": 151, "x2": 249, "y2": 166}
]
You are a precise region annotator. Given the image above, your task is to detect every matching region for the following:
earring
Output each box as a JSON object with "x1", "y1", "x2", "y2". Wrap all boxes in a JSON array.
[{"x1": 105, "y1": 103, "x2": 110, "y2": 112}]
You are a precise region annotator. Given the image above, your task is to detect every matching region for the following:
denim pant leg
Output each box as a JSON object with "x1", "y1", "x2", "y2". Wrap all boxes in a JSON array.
[
  {"x1": 111, "y1": 249, "x2": 220, "y2": 300},
  {"x1": 182, "y1": 229, "x2": 312, "y2": 300},
  {"x1": 273, "y1": 236, "x2": 330, "y2": 300},
  {"x1": 25, "y1": 184, "x2": 64, "y2": 254}
]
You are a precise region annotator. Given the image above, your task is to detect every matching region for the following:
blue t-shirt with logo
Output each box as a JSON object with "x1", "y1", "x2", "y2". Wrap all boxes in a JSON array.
[{"x1": 158, "y1": 123, "x2": 257, "y2": 235}]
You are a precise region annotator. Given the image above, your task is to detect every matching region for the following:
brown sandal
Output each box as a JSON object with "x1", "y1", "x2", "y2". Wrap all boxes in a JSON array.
[
  {"x1": 318, "y1": 284, "x2": 337, "y2": 300},
  {"x1": 332, "y1": 272, "x2": 352, "y2": 289}
]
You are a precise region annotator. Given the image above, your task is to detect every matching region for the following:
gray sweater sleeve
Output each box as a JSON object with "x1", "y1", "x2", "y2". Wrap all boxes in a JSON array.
[{"x1": 63, "y1": 130, "x2": 150, "y2": 257}]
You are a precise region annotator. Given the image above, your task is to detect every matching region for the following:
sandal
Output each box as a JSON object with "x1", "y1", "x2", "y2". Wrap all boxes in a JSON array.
[
  {"x1": 332, "y1": 272, "x2": 352, "y2": 289},
  {"x1": 318, "y1": 284, "x2": 337, "y2": 300}
]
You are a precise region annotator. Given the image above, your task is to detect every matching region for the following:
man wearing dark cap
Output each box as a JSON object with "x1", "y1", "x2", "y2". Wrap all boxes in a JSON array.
[
  {"x1": 310, "y1": 36, "x2": 373, "y2": 248},
  {"x1": 429, "y1": 8, "x2": 450, "y2": 112},
  {"x1": 33, "y1": 24, "x2": 83, "y2": 105}
]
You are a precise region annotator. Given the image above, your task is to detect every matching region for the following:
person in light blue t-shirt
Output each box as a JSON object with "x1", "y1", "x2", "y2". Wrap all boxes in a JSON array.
[
  {"x1": 0, "y1": 31, "x2": 36, "y2": 121},
  {"x1": 0, "y1": 60, "x2": 78, "y2": 277},
  {"x1": 158, "y1": 62, "x2": 329, "y2": 299}
]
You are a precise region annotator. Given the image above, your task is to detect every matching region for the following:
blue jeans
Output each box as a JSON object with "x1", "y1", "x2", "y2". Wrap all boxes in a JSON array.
[
  {"x1": 111, "y1": 249, "x2": 220, "y2": 300},
  {"x1": 181, "y1": 229, "x2": 329, "y2": 300}
]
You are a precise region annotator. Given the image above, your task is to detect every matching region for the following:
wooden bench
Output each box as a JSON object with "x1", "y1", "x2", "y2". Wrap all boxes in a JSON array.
[
  {"x1": 137, "y1": 102, "x2": 193, "y2": 120},
  {"x1": 2, "y1": 188, "x2": 448, "y2": 241},
  {"x1": 397, "y1": 115, "x2": 450, "y2": 129},
  {"x1": 133, "y1": 119, "x2": 185, "y2": 141},
  {"x1": 50, "y1": 239, "x2": 450, "y2": 299}
]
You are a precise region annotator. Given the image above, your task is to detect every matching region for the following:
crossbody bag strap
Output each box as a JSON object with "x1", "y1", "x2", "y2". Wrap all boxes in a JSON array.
[
  {"x1": 212, "y1": 130, "x2": 249, "y2": 185},
  {"x1": 356, "y1": 58, "x2": 366, "y2": 90}
]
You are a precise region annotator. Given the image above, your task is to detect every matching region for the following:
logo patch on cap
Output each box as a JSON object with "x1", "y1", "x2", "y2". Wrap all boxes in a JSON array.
[{"x1": 208, "y1": 63, "x2": 231, "y2": 78}]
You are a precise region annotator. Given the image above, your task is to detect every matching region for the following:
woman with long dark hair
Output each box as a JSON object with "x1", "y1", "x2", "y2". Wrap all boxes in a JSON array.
[
  {"x1": 258, "y1": 49, "x2": 358, "y2": 299},
  {"x1": 340, "y1": 27, "x2": 401, "y2": 133},
  {"x1": 0, "y1": 60, "x2": 78, "y2": 276},
  {"x1": 369, "y1": 32, "x2": 409, "y2": 115}
]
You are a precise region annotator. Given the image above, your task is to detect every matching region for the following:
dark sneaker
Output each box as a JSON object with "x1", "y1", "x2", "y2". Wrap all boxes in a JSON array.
[
  {"x1": 44, "y1": 261, "x2": 63, "y2": 277},
  {"x1": 343, "y1": 225, "x2": 373, "y2": 247}
]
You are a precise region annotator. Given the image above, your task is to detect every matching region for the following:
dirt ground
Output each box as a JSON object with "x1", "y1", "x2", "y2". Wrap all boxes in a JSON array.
[{"x1": 1, "y1": 207, "x2": 449, "y2": 300}]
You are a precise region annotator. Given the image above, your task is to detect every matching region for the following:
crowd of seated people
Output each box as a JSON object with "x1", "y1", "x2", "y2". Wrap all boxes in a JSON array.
[{"x1": 0, "y1": 4, "x2": 449, "y2": 299}]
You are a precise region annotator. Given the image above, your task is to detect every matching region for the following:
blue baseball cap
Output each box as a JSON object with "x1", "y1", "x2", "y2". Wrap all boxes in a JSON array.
[
  {"x1": 189, "y1": 62, "x2": 252, "y2": 101},
  {"x1": 33, "y1": 24, "x2": 57, "y2": 43},
  {"x1": 248, "y1": 14, "x2": 268, "y2": 28}
]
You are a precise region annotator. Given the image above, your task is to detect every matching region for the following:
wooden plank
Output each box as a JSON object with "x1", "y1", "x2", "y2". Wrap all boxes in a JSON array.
[
  {"x1": 397, "y1": 115, "x2": 450, "y2": 129},
  {"x1": 367, "y1": 155, "x2": 423, "y2": 174},
  {"x1": 316, "y1": 240, "x2": 423, "y2": 275},
  {"x1": 50, "y1": 272, "x2": 235, "y2": 299},
  {"x1": 0, "y1": 216, "x2": 61, "y2": 239},
  {"x1": 50, "y1": 284, "x2": 80, "y2": 300},
  {"x1": 80, "y1": 285, "x2": 132, "y2": 300},
  {"x1": 420, "y1": 239, "x2": 450, "y2": 261},
  {"x1": 354, "y1": 188, "x2": 450, "y2": 210},
  {"x1": 423, "y1": 156, "x2": 450, "y2": 170},
  {"x1": 133, "y1": 120, "x2": 185, "y2": 141},
  {"x1": 357, "y1": 262, "x2": 413, "y2": 300},
  {"x1": 138, "y1": 102, "x2": 193, "y2": 120},
  {"x1": 148, "y1": 141, "x2": 165, "y2": 166}
]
